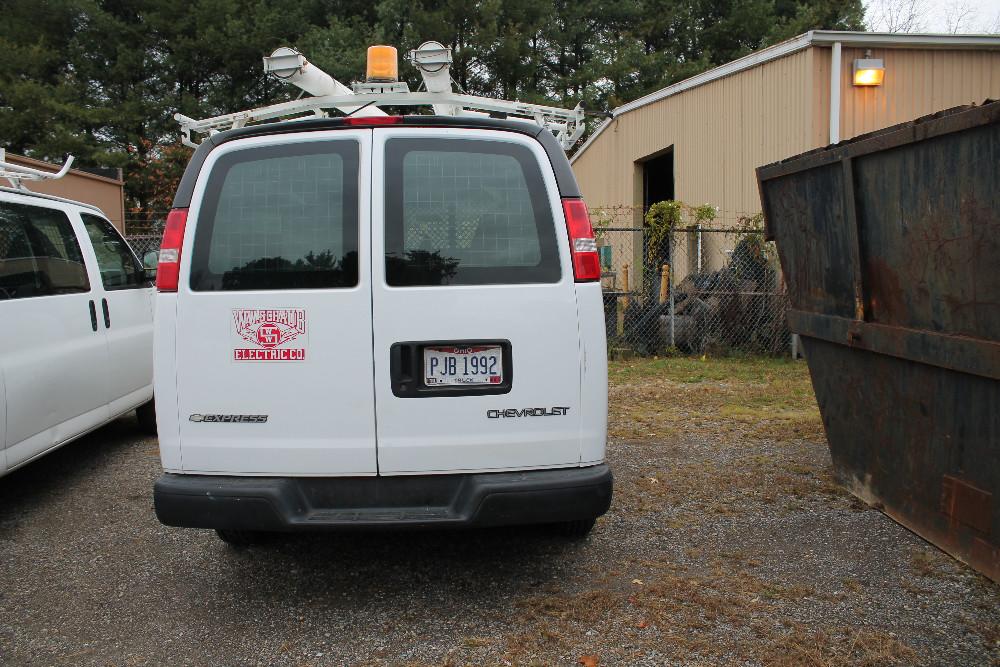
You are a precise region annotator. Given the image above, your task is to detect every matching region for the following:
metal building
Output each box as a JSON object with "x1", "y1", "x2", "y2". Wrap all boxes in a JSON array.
[{"x1": 571, "y1": 31, "x2": 1000, "y2": 279}]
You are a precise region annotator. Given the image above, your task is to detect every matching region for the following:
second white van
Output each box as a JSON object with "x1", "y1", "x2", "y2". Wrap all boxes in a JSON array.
[{"x1": 0, "y1": 187, "x2": 155, "y2": 476}]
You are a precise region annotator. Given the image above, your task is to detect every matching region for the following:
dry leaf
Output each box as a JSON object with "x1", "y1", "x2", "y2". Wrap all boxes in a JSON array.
[{"x1": 578, "y1": 655, "x2": 599, "y2": 667}]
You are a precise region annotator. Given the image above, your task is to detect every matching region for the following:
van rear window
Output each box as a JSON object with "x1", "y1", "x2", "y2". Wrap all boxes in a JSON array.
[
  {"x1": 189, "y1": 142, "x2": 359, "y2": 291},
  {"x1": 384, "y1": 138, "x2": 560, "y2": 286}
]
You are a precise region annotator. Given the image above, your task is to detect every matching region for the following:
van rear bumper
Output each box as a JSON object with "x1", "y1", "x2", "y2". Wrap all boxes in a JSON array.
[{"x1": 153, "y1": 464, "x2": 612, "y2": 530}]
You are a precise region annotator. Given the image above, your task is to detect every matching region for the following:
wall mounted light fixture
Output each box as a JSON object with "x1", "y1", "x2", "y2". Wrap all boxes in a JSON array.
[{"x1": 853, "y1": 50, "x2": 885, "y2": 87}]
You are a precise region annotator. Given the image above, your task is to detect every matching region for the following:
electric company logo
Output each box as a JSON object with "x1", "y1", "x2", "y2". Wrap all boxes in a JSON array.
[{"x1": 232, "y1": 308, "x2": 307, "y2": 361}]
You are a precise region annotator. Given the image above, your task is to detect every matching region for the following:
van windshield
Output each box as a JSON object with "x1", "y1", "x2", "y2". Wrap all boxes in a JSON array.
[{"x1": 189, "y1": 141, "x2": 360, "y2": 291}]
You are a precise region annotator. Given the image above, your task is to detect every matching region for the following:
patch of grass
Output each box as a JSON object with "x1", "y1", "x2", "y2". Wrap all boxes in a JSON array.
[
  {"x1": 608, "y1": 356, "x2": 823, "y2": 442},
  {"x1": 611, "y1": 444, "x2": 843, "y2": 521},
  {"x1": 609, "y1": 355, "x2": 805, "y2": 384},
  {"x1": 606, "y1": 355, "x2": 839, "y2": 522},
  {"x1": 504, "y1": 560, "x2": 917, "y2": 666},
  {"x1": 842, "y1": 578, "x2": 864, "y2": 594},
  {"x1": 761, "y1": 624, "x2": 919, "y2": 666},
  {"x1": 460, "y1": 636, "x2": 492, "y2": 648},
  {"x1": 967, "y1": 620, "x2": 999, "y2": 652},
  {"x1": 719, "y1": 404, "x2": 821, "y2": 440},
  {"x1": 518, "y1": 588, "x2": 618, "y2": 625},
  {"x1": 909, "y1": 546, "x2": 967, "y2": 583}
]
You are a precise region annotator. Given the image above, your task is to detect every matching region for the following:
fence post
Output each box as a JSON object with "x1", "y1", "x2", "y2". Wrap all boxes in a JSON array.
[
  {"x1": 696, "y1": 225, "x2": 702, "y2": 273},
  {"x1": 622, "y1": 263, "x2": 630, "y2": 309},
  {"x1": 658, "y1": 263, "x2": 669, "y2": 304},
  {"x1": 668, "y1": 230, "x2": 675, "y2": 348}
]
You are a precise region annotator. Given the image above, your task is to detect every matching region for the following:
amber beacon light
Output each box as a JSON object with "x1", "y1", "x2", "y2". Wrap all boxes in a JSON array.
[
  {"x1": 367, "y1": 45, "x2": 399, "y2": 82},
  {"x1": 853, "y1": 51, "x2": 885, "y2": 87}
]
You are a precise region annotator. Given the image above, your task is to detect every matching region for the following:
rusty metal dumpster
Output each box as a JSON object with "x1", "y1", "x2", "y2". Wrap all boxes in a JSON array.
[{"x1": 757, "y1": 101, "x2": 1000, "y2": 582}]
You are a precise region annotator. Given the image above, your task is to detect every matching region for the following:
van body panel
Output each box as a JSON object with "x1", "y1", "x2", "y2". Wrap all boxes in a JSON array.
[
  {"x1": 73, "y1": 211, "x2": 155, "y2": 416},
  {"x1": 0, "y1": 362, "x2": 6, "y2": 453},
  {"x1": 98, "y1": 283, "x2": 154, "y2": 416},
  {"x1": 0, "y1": 292, "x2": 112, "y2": 463},
  {"x1": 170, "y1": 130, "x2": 378, "y2": 475},
  {"x1": 576, "y1": 282, "x2": 609, "y2": 464},
  {"x1": 153, "y1": 293, "x2": 182, "y2": 470},
  {"x1": 370, "y1": 128, "x2": 583, "y2": 474}
]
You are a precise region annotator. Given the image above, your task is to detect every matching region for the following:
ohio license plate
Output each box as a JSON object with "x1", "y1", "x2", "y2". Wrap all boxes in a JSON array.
[{"x1": 424, "y1": 345, "x2": 503, "y2": 386}]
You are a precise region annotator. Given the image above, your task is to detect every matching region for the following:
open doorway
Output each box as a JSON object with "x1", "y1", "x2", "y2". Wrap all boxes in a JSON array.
[
  {"x1": 642, "y1": 148, "x2": 674, "y2": 212},
  {"x1": 639, "y1": 148, "x2": 675, "y2": 299}
]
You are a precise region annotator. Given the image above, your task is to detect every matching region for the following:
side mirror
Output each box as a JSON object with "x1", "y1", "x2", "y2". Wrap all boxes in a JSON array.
[{"x1": 142, "y1": 250, "x2": 159, "y2": 281}]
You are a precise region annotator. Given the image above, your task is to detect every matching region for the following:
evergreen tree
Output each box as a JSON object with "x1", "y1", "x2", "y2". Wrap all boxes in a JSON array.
[{"x1": 0, "y1": 0, "x2": 865, "y2": 213}]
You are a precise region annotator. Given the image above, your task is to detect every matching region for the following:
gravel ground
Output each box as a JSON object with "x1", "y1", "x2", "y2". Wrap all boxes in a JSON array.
[{"x1": 1, "y1": 368, "x2": 998, "y2": 666}]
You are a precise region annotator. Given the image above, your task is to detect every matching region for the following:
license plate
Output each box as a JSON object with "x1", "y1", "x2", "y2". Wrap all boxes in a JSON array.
[{"x1": 424, "y1": 345, "x2": 503, "y2": 386}]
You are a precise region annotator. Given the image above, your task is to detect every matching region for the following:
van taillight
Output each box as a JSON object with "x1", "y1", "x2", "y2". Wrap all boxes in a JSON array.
[
  {"x1": 342, "y1": 115, "x2": 403, "y2": 126},
  {"x1": 156, "y1": 208, "x2": 188, "y2": 292},
  {"x1": 562, "y1": 198, "x2": 600, "y2": 282}
]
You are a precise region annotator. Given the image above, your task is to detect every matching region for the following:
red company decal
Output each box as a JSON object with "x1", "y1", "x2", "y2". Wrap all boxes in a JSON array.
[{"x1": 232, "y1": 308, "x2": 306, "y2": 361}]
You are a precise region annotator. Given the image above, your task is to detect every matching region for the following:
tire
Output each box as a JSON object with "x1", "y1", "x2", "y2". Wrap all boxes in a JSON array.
[
  {"x1": 215, "y1": 529, "x2": 268, "y2": 548},
  {"x1": 136, "y1": 400, "x2": 157, "y2": 435},
  {"x1": 554, "y1": 518, "x2": 596, "y2": 539}
]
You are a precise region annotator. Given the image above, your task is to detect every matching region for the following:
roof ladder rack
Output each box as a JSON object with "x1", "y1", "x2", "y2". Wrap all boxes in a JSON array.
[
  {"x1": 0, "y1": 149, "x2": 75, "y2": 190},
  {"x1": 175, "y1": 41, "x2": 585, "y2": 151}
]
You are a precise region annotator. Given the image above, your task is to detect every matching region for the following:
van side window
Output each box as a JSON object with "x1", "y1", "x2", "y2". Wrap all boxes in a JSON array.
[
  {"x1": 384, "y1": 138, "x2": 561, "y2": 286},
  {"x1": 80, "y1": 214, "x2": 145, "y2": 289},
  {"x1": 0, "y1": 202, "x2": 90, "y2": 300},
  {"x1": 189, "y1": 142, "x2": 360, "y2": 291}
]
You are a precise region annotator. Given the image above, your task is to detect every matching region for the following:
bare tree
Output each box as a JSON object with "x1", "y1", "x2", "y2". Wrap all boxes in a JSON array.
[
  {"x1": 987, "y1": 11, "x2": 1000, "y2": 34},
  {"x1": 942, "y1": 0, "x2": 978, "y2": 33},
  {"x1": 866, "y1": 0, "x2": 930, "y2": 33}
]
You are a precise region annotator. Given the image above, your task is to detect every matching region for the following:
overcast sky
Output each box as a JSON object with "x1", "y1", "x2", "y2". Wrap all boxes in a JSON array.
[{"x1": 865, "y1": 0, "x2": 1000, "y2": 33}]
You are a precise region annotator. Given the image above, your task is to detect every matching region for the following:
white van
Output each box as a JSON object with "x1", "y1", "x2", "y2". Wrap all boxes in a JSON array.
[
  {"x1": 0, "y1": 187, "x2": 156, "y2": 476},
  {"x1": 152, "y1": 116, "x2": 611, "y2": 544}
]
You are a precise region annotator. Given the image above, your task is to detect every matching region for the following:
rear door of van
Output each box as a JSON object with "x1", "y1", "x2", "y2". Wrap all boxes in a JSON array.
[
  {"x1": 371, "y1": 128, "x2": 583, "y2": 474},
  {"x1": 172, "y1": 130, "x2": 377, "y2": 475}
]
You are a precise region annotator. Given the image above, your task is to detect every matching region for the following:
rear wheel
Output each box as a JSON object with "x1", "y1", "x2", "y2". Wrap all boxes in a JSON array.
[
  {"x1": 554, "y1": 518, "x2": 596, "y2": 539},
  {"x1": 215, "y1": 529, "x2": 269, "y2": 548},
  {"x1": 136, "y1": 400, "x2": 157, "y2": 435}
]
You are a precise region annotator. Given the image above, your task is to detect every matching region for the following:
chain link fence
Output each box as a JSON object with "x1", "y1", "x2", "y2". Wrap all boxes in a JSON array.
[
  {"x1": 594, "y1": 207, "x2": 790, "y2": 357},
  {"x1": 122, "y1": 208, "x2": 792, "y2": 357},
  {"x1": 123, "y1": 213, "x2": 167, "y2": 258}
]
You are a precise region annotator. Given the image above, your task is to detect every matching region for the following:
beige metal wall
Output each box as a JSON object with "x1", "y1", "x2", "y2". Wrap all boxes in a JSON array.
[
  {"x1": 834, "y1": 47, "x2": 1000, "y2": 140},
  {"x1": 573, "y1": 48, "x2": 820, "y2": 220},
  {"x1": 3, "y1": 154, "x2": 126, "y2": 231}
]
